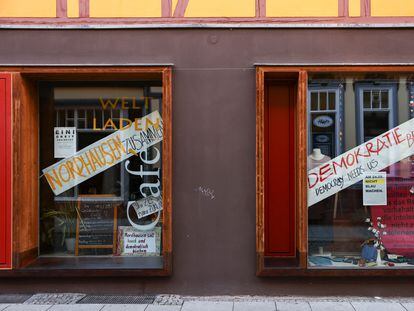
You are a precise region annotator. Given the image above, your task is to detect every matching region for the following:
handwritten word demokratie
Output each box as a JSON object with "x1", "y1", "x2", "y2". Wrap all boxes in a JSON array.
[
  {"x1": 43, "y1": 111, "x2": 163, "y2": 196},
  {"x1": 308, "y1": 118, "x2": 414, "y2": 207}
]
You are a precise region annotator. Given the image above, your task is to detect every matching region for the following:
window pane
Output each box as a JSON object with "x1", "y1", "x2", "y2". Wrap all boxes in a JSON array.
[
  {"x1": 363, "y1": 91, "x2": 371, "y2": 109},
  {"x1": 320, "y1": 92, "x2": 327, "y2": 110},
  {"x1": 363, "y1": 111, "x2": 389, "y2": 142},
  {"x1": 328, "y1": 92, "x2": 336, "y2": 110},
  {"x1": 39, "y1": 84, "x2": 164, "y2": 263},
  {"x1": 310, "y1": 112, "x2": 336, "y2": 159},
  {"x1": 381, "y1": 90, "x2": 389, "y2": 108},
  {"x1": 372, "y1": 90, "x2": 380, "y2": 109},
  {"x1": 307, "y1": 74, "x2": 410, "y2": 270},
  {"x1": 311, "y1": 92, "x2": 318, "y2": 111}
]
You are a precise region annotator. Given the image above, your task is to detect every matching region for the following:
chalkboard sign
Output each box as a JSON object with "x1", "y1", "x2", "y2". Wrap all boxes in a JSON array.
[{"x1": 75, "y1": 195, "x2": 120, "y2": 256}]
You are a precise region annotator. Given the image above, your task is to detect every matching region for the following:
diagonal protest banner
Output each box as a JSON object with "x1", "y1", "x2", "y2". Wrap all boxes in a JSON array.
[
  {"x1": 308, "y1": 118, "x2": 414, "y2": 207},
  {"x1": 43, "y1": 111, "x2": 163, "y2": 196}
]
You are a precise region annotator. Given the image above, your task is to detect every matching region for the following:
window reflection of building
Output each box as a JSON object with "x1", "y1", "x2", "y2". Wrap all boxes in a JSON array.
[
  {"x1": 355, "y1": 83, "x2": 397, "y2": 144},
  {"x1": 308, "y1": 74, "x2": 414, "y2": 269},
  {"x1": 308, "y1": 83, "x2": 344, "y2": 159}
]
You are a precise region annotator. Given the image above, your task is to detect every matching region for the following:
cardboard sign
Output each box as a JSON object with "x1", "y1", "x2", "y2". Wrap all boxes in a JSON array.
[
  {"x1": 363, "y1": 172, "x2": 387, "y2": 206},
  {"x1": 308, "y1": 118, "x2": 414, "y2": 206},
  {"x1": 43, "y1": 111, "x2": 163, "y2": 196},
  {"x1": 371, "y1": 181, "x2": 414, "y2": 257},
  {"x1": 132, "y1": 195, "x2": 163, "y2": 219},
  {"x1": 117, "y1": 226, "x2": 161, "y2": 256},
  {"x1": 54, "y1": 127, "x2": 76, "y2": 158}
]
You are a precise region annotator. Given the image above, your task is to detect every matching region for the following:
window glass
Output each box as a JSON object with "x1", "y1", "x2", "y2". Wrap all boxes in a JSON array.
[
  {"x1": 308, "y1": 86, "x2": 342, "y2": 159},
  {"x1": 308, "y1": 73, "x2": 414, "y2": 269},
  {"x1": 39, "y1": 82, "x2": 164, "y2": 265}
]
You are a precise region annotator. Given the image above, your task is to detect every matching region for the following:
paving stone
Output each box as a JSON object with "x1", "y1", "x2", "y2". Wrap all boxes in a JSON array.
[
  {"x1": 3, "y1": 305, "x2": 51, "y2": 311},
  {"x1": 145, "y1": 305, "x2": 182, "y2": 311},
  {"x1": 0, "y1": 305, "x2": 9, "y2": 311},
  {"x1": 402, "y1": 302, "x2": 414, "y2": 311},
  {"x1": 351, "y1": 302, "x2": 406, "y2": 311},
  {"x1": 154, "y1": 295, "x2": 183, "y2": 305},
  {"x1": 0, "y1": 295, "x2": 31, "y2": 304},
  {"x1": 276, "y1": 301, "x2": 311, "y2": 311},
  {"x1": 49, "y1": 304, "x2": 104, "y2": 311},
  {"x1": 181, "y1": 301, "x2": 233, "y2": 311},
  {"x1": 310, "y1": 301, "x2": 354, "y2": 311},
  {"x1": 101, "y1": 305, "x2": 148, "y2": 311},
  {"x1": 234, "y1": 301, "x2": 276, "y2": 311},
  {"x1": 24, "y1": 293, "x2": 85, "y2": 305}
]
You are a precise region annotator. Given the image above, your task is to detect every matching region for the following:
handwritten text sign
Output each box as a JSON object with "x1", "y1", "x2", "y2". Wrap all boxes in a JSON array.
[
  {"x1": 132, "y1": 195, "x2": 163, "y2": 219},
  {"x1": 117, "y1": 226, "x2": 161, "y2": 256},
  {"x1": 43, "y1": 111, "x2": 163, "y2": 196},
  {"x1": 308, "y1": 118, "x2": 414, "y2": 206}
]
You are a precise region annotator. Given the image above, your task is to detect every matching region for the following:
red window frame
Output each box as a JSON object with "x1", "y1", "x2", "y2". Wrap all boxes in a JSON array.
[{"x1": 0, "y1": 73, "x2": 12, "y2": 269}]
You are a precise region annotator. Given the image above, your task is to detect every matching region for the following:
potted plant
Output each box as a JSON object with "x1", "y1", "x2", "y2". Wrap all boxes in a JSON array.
[{"x1": 42, "y1": 201, "x2": 82, "y2": 254}]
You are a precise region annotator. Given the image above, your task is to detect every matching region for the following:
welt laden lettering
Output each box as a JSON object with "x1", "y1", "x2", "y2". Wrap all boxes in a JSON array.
[
  {"x1": 45, "y1": 118, "x2": 163, "y2": 192},
  {"x1": 94, "y1": 97, "x2": 153, "y2": 131},
  {"x1": 308, "y1": 128, "x2": 414, "y2": 195}
]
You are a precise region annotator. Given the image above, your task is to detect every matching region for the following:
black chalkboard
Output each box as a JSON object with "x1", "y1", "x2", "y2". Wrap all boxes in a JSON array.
[{"x1": 75, "y1": 196, "x2": 119, "y2": 255}]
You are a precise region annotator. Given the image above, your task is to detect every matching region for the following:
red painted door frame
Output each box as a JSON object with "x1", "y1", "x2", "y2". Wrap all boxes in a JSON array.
[
  {"x1": 264, "y1": 80, "x2": 296, "y2": 257},
  {"x1": 0, "y1": 73, "x2": 12, "y2": 269}
]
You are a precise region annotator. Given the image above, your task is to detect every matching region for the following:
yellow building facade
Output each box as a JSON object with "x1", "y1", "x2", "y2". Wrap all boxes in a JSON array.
[{"x1": 1, "y1": 0, "x2": 414, "y2": 20}]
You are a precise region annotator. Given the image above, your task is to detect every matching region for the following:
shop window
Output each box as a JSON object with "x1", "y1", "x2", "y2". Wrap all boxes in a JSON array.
[
  {"x1": 257, "y1": 68, "x2": 414, "y2": 275},
  {"x1": 308, "y1": 73, "x2": 414, "y2": 270},
  {"x1": 4, "y1": 68, "x2": 172, "y2": 275},
  {"x1": 39, "y1": 82, "x2": 165, "y2": 262}
]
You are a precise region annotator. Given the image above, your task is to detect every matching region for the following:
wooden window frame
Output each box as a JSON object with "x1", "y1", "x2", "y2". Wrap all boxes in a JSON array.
[
  {"x1": 0, "y1": 66, "x2": 172, "y2": 277},
  {"x1": 0, "y1": 74, "x2": 12, "y2": 270},
  {"x1": 256, "y1": 65, "x2": 414, "y2": 277}
]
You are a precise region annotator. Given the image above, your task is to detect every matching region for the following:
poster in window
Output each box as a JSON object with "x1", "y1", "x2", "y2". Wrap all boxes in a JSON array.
[
  {"x1": 54, "y1": 127, "x2": 76, "y2": 158},
  {"x1": 363, "y1": 172, "x2": 387, "y2": 206}
]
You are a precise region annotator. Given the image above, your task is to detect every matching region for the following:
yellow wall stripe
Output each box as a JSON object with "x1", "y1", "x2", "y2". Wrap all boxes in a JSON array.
[
  {"x1": 0, "y1": 0, "x2": 56, "y2": 17},
  {"x1": 90, "y1": 0, "x2": 162, "y2": 18},
  {"x1": 267, "y1": 0, "x2": 338, "y2": 17},
  {"x1": 184, "y1": 0, "x2": 255, "y2": 17},
  {"x1": 371, "y1": 0, "x2": 414, "y2": 17}
]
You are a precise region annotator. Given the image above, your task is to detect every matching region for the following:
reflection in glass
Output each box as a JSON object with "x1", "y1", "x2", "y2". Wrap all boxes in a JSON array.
[
  {"x1": 39, "y1": 83, "x2": 164, "y2": 261},
  {"x1": 308, "y1": 73, "x2": 414, "y2": 269}
]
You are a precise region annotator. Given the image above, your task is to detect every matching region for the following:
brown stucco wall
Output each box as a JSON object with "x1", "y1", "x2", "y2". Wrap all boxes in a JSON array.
[{"x1": 1, "y1": 28, "x2": 414, "y2": 295}]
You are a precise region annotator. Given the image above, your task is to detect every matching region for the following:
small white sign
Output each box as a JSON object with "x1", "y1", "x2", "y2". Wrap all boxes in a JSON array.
[
  {"x1": 117, "y1": 226, "x2": 161, "y2": 256},
  {"x1": 54, "y1": 127, "x2": 76, "y2": 158},
  {"x1": 132, "y1": 195, "x2": 163, "y2": 219},
  {"x1": 363, "y1": 172, "x2": 387, "y2": 206}
]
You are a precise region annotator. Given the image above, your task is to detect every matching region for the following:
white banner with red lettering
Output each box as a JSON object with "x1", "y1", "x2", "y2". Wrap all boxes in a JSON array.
[{"x1": 308, "y1": 118, "x2": 414, "y2": 207}]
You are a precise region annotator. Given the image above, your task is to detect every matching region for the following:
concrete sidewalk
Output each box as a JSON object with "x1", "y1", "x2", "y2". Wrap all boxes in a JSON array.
[{"x1": 1, "y1": 296, "x2": 414, "y2": 311}]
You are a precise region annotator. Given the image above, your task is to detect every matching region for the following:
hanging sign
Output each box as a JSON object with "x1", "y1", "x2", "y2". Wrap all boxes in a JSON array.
[
  {"x1": 132, "y1": 195, "x2": 163, "y2": 219},
  {"x1": 363, "y1": 172, "x2": 387, "y2": 206},
  {"x1": 308, "y1": 117, "x2": 414, "y2": 207},
  {"x1": 43, "y1": 111, "x2": 163, "y2": 196},
  {"x1": 54, "y1": 127, "x2": 76, "y2": 158}
]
